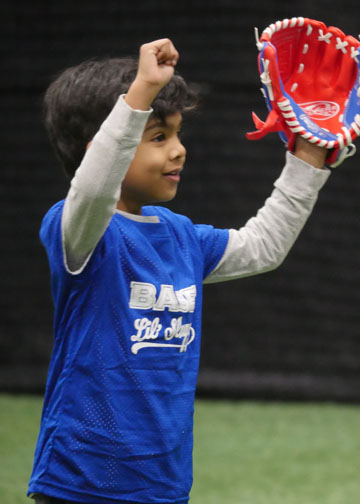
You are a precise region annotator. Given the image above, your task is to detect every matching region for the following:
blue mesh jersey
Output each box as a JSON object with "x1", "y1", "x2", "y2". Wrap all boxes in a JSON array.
[{"x1": 28, "y1": 202, "x2": 228, "y2": 504}]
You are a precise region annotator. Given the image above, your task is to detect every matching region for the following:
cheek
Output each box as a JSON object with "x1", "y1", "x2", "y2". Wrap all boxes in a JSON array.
[
  {"x1": 128, "y1": 152, "x2": 163, "y2": 178},
  {"x1": 122, "y1": 160, "x2": 159, "y2": 192}
]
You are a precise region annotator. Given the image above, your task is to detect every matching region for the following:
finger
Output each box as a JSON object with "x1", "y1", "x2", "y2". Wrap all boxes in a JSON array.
[
  {"x1": 161, "y1": 39, "x2": 179, "y2": 64},
  {"x1": 157, "y1": 50, "x2": 178, "y2": 66},
  {"x1": 146, "y1": 38, "x2": 179, "y2": 65}
]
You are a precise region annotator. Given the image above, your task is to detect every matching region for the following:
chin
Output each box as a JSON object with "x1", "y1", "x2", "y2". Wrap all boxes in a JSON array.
[
  {"x1": 155, "y1": 191, "x2": 178, "y2": 204},
  {"x1": 164, "y1": 194, "x2": 177, "y2": 202}
]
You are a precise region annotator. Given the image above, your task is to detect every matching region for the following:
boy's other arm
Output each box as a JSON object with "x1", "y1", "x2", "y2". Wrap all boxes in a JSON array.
[
  {"x1": 61, "y1": 39, "x2": 178, "y2": 273},
  {"x1": 204, "y1": 139, "x2": 330, "y2": 283}
]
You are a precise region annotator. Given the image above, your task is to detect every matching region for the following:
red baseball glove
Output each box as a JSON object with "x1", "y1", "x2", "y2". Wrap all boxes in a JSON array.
[{"x1": 246, "y1": 17, "x2": 360, "y2": 167}]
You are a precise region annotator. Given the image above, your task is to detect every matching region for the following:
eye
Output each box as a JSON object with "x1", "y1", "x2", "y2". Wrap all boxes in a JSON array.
[{"x1": 151, "y1": 132, "x2": 166, "y2": 143}]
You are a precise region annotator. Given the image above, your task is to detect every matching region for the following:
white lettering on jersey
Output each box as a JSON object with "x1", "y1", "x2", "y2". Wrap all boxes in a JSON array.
[
  {"x1": 129, "y1": 282, "x2": 156, "y2": 310},
  {"x1": 129, "y1": 282, "x2": 197, "y2": 354},
  {"x1": 164, "y1": 317, "x2": 195, "y2": 352},
  {"x1": 131, "y1": 317, "x2": 195, "y2": 354},
  {"x1": 176, "y1": 286, "x2": 196, "y2": 313},
  {"x1": 154, "y1": 284, "x2": 180, "y2": 312},
  {"x1": 129, "y1": 282, "x2": 196, "y2": 313},
  {"x1": 130, "y1": 317, "x2": 162, "y2": 342}
]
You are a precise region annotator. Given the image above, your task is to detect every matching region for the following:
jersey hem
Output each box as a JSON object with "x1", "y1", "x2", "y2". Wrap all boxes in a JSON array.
[{"x1": 28, "y1": 482, "x2": 189, "y2": 504}]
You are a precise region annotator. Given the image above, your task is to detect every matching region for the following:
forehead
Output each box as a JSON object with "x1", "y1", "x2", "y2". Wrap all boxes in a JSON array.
[{"x1": 145, "y1": 112, "x2": 183, "y2": 132}]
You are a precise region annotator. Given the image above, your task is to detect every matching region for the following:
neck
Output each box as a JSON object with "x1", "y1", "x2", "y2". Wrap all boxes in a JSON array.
[{"x1": 116, "y1": 200, "x2": 142, "y2": 215}]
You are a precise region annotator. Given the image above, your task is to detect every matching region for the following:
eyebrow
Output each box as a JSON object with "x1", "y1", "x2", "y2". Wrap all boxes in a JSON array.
[
  {"x1": 144, "y1": 117, "x2": 183, "y2": 132},
  {"x1": 144, "y1": 120, "x2": 166, "y2": 132}
]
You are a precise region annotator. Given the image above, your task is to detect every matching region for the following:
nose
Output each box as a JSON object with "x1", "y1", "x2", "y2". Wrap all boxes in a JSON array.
[{"x1": 169, "y1": 136, "x2": 186, "y2": 161}]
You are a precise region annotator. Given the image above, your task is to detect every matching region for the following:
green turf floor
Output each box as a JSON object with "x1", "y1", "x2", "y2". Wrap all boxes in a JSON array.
[
  {"x1": 1, "y1": 394, "x2": 359, "y2": 504},
  {"x1": 191, "y1": 400, "x2": 360, "y2": 504}
]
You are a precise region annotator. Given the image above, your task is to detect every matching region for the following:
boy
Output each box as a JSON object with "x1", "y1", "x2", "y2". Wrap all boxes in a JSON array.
[{"x1": 28, "y1": 39, "x2": 329, "y2": 503}]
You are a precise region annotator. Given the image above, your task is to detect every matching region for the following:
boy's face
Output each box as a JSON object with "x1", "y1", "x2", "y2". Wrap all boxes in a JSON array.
[{"x1": 117, "y1": 112, "x2": 186, "y2": 215}]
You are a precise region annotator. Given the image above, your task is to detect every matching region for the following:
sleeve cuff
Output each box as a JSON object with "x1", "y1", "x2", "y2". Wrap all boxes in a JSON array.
[
  {"x1": 274, "y1": 151, "x2": 331, "y2": 198},
  {"x1": 101, "y1": 94, "x2": 153, "y2": 142}
]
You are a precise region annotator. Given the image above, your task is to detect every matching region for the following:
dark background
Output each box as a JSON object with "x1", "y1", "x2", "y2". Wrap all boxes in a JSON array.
[{"x1": 2, "y1": 0, "x2": 360, "y2": 401}]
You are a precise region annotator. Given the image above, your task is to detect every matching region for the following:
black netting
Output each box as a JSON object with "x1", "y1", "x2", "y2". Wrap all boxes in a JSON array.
[{"x1": 1, "y1": 0, "x2": 360, "y2": 400}]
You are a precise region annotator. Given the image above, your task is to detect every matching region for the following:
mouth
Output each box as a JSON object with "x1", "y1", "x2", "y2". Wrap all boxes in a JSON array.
[{"x1": 163, "y1": 168, "x2": 182, "y2": 182}]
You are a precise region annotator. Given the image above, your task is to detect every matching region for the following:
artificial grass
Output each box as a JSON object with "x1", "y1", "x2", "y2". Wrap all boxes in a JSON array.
[
  {"x1": 191, "y1": 400, "x2": 360, "y2": 504},
  {"x1": 0, "y1": 394, "x2": 42, "y2": 504},
  {"x1": 0, "y1": 395, "x2": 359, "y2": 504}
]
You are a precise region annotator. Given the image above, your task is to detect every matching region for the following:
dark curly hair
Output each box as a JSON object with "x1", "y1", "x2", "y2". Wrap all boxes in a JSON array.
[{"x1": 43, "y1": 57, "x2": 198, "y2": 178}]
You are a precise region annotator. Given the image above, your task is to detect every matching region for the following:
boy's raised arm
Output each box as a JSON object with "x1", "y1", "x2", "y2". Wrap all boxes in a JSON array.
[
  {"x1": 125, "y1": 39, "x2": 178, "y2": 111},
  {"x1": 61, "y1": 39, "x2": 178, "y2": 273}
]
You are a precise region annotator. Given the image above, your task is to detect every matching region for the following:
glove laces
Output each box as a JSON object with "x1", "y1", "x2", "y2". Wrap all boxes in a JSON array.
[{"x1": 331, "y1": 143, "x2": 356, "y2": 168}]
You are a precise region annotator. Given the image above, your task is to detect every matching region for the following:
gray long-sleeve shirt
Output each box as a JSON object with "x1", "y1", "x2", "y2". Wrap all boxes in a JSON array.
[{"x1": 61, "y1": 95, "x2": 330, "y2": 278}]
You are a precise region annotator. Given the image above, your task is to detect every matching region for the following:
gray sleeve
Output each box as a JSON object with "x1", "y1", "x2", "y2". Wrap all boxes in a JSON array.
[
  {"x1": 204, "y1": 152, "x2": 331, "y2": 284},
  {"x1": 61, "y1": 95, "x2": 152, "y2": 274}
]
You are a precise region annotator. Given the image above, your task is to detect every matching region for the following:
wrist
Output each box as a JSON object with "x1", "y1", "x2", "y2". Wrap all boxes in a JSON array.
[
  {"x1": 294, "y1": 136, "x2": 327, "y2": 169},
  {"x1": 125, "y1": 78, "x2": 162, "y2": 111}
]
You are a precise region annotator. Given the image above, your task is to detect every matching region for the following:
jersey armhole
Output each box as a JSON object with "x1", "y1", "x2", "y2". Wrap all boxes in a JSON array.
[
  {"x1": 202, "y1": 229, "x2": 230, "y2": 284},
  {"x1": 61, "y1": 211, "x2": 96, "y2": 276}
]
